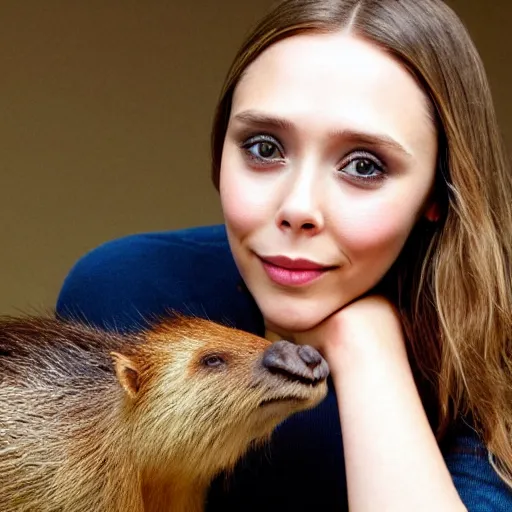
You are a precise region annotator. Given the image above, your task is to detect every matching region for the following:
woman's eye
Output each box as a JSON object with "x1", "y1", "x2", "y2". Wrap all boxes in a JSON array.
[
  {"x1": 341, "y1": 154, "x2": 385, "y2": 180},
  {"x1": 241, "y1": 136, "x2": 284, "y2": 163}
]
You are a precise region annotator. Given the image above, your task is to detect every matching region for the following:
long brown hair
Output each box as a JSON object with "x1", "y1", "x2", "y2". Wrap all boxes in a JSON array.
[{"x1": 210, "y1": 0, "x2": 512, "y2": 485}]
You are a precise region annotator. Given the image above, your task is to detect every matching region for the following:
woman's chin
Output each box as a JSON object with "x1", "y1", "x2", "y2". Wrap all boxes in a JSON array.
[{"x1": 260, "y1": 304, "x2": 335, "y2": 338}]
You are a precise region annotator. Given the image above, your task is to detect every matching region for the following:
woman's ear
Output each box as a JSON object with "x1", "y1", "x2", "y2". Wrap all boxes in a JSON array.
[{"x1": 424, "y1": 201, "x2": 440, "y2": 222}]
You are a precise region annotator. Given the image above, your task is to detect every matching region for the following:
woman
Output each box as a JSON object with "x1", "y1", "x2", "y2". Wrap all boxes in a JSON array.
[{"x1": 57, "y1": 0, "x2": 512, "y2": 510}]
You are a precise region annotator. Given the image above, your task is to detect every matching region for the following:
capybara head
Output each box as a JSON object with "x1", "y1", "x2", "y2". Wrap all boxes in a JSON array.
[{"x1": 112, "y1": 316, "x2": 329, "y2": 480}]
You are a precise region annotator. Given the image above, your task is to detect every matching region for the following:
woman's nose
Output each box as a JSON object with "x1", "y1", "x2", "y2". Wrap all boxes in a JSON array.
[{"x1": 275, "y1": 169, "x2": 324, "y2": 235}]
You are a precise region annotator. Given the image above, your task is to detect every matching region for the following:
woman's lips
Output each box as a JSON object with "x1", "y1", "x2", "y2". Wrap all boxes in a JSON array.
[{"x1": 258, "y1": 255, "x2": 334, "y2": 286}]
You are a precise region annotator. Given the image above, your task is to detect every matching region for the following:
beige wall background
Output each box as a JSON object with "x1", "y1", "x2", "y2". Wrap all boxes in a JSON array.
[{"x1": 1, "y1": 0, "x2": 510, "y2": 315}]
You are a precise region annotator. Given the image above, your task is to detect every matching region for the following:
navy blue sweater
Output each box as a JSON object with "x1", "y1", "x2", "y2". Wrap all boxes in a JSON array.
[{"x1": 56, "y1": 224, "x2": 512, "y2": 511}]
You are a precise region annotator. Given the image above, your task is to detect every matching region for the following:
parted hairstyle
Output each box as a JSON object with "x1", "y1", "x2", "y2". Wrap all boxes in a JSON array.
[{"x1": 210, "y1": 0, "x2": 512, "y2": 486}]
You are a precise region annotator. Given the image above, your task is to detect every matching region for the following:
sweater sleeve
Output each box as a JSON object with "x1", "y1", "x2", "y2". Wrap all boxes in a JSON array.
[{"x1": 443, "y1": 424, "x2": 512, "y2": 511}]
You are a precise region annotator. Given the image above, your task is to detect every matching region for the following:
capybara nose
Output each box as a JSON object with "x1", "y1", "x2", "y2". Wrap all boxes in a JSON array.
[{"x1": 262, "y1": 340, "x2": 329, "y2": 384}]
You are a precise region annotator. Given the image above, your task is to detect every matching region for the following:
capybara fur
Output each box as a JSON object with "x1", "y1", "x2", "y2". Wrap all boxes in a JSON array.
[{"x1": 0, "y1": 314, "x2": 329, "y2": 512}]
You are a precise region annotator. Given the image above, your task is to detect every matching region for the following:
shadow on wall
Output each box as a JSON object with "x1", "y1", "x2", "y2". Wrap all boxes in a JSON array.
[{"x1": 0, "y1": 0, "x2": 510, "y2": 314}]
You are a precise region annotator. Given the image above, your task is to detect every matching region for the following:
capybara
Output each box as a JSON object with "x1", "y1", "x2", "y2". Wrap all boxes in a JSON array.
[{"x1": 0, "y1": 314, "x2": 329, "y2": 512}]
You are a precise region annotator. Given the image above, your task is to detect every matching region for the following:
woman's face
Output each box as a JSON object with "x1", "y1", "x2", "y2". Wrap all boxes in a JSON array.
[{"x1": 220, "y1": 33, "x2": 438, "y2": 336}]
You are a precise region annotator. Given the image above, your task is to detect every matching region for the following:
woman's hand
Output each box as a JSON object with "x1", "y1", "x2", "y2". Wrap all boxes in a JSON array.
[{"x1": 293, "y1": 294, "x2": 407, "y2": 377}]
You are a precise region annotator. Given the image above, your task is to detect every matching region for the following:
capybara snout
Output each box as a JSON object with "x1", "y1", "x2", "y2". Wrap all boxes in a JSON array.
[{"x1": 261, "y1": 340, "x2": 329, "y2": 385}]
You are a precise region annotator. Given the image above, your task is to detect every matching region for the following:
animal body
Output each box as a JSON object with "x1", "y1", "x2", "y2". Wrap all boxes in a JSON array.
[{"x1": 0, "y1": 314, "x2": 328, "y2": 512}]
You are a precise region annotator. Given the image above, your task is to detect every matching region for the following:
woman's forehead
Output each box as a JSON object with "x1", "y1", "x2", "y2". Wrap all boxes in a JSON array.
[{"x1": 231, "y1": 32, "x2": 436, "y2": 157}]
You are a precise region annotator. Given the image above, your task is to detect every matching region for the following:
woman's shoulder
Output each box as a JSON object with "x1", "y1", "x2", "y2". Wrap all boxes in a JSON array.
[
  {"x1": 55, "y1": 224, "x2": 263, "y2": 334},
  {"x1": 67, "y1": 224, "x2": 230, "y2": 258}
]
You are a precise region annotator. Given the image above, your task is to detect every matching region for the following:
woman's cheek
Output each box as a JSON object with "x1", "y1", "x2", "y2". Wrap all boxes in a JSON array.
[
  {"x1": 331, "y1": 197, "x2": 417, "y2": 263},
  {"x1": 220, "y1": 161, "x2": 278, "y2": 234},
  {"x1": 221, "y1": 178, "x2": 263, "y2": 234}
]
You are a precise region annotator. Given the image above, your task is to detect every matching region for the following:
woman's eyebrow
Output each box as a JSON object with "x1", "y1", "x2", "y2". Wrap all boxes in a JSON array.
[
  {"x1": 340, "y1": 131, "x2": 413, "y2": 159},
  {"x1": 232, "y1": 110, "x2": 413, "y2": 159},
  {"x1": 233, "y1": 110, "x2": 294, "y2": 131}
]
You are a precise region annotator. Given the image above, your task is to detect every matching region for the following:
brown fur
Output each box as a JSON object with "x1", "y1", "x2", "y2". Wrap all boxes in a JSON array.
[{"x1": 0, "y1": 315, "x2": 328, "y2": 512}]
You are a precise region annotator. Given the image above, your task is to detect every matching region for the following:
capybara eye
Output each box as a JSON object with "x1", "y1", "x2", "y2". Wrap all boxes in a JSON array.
[{"x1": 201, "y1": 354, "x2": 227, "y2": 369}]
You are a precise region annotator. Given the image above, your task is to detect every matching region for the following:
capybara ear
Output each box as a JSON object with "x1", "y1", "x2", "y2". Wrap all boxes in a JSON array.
[{"x1": 111, "y1": 352, "x2": 140, "y2": 399}]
